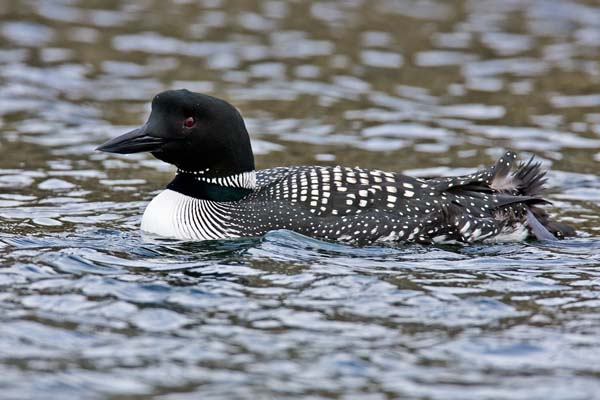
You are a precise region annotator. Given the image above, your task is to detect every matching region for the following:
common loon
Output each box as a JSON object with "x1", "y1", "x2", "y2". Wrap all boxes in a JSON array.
[{"x1": 97, "y1": 89, "x2": 574, "y2": 245}]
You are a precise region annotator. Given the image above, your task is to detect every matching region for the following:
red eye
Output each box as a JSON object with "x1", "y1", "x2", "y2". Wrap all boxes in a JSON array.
[{"x1": 184, "y1": 117, "x2": 195, "y2": 128}]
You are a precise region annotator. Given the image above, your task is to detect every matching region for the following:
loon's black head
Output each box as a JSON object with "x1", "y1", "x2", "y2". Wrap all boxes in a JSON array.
[{"x1": 97, "y1": 89, "x2": 255, "y2": 176}]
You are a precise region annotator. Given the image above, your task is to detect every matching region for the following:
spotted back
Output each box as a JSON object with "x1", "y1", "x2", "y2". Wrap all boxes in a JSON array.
[{"x1": 253, "y1": 165, "x2": 431, "y2": 217}]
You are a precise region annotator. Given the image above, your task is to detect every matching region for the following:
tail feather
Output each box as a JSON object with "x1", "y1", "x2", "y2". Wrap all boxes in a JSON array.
[
  {"x1": 509, "y1": 156, "x2": 575, "y2": 239},
  {"x1": 489, "y1": 152, "x2": 547, "y2": 197},
  {"x1": 435, "y1": 151, "x2": 574, "y2": 241},
  {"x1": 513, "y1": 157, "x2": 547, "y2": 197},
  {"x1": 468, "y1": 151, "x2": 575, "y2": 240}
]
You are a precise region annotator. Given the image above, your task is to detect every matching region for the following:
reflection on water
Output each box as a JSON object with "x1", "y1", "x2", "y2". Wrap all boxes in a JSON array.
[{"x1": 0, "y1": 0, "x2": 599, "y2": 398}]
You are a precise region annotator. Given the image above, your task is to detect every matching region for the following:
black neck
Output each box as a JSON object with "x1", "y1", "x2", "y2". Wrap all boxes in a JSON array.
[{"x1": 167, "y1": 174, "x2": 252, "y2": 202}]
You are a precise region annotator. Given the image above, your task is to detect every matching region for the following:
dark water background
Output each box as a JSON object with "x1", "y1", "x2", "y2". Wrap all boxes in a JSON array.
[{"x1": 1, "y1": 0, "x2": 600, "y2": 399}]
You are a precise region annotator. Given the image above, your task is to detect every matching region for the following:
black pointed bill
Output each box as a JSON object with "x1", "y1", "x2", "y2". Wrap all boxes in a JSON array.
[{"x1": 96, "y1": 124, "x2": 167, "y2": 154}]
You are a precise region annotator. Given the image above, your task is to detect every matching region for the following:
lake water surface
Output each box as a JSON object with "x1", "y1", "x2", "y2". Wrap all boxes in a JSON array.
[{"x1": 1, "y1": 0, "x2": 600, "y2": 399}]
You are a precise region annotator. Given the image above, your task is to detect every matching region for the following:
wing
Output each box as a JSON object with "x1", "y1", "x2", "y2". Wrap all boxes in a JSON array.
[{"x1": 248, "y1": 151, "x2": 573, "y2": 244}]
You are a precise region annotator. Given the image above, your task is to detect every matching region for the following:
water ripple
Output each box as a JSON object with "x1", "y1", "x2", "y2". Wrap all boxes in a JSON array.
[{"x1": 0, "y1": 0, "x2": 599, "y2": 398}]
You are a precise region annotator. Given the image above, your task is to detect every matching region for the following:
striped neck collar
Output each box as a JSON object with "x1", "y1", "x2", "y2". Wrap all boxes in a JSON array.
[
  {"x1": 176, "y1": 169, "x2": 257, "y2": 190},
  {"x1": 168, "y1": 172, "x2": 254, "y2": 202}
]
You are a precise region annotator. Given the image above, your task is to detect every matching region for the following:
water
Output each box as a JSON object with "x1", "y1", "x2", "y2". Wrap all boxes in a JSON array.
[{"x1": 1, "y1": 0, "x2": 600, "y2": 398}]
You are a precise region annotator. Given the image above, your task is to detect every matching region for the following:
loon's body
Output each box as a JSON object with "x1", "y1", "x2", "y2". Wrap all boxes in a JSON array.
[{"x1": 98, "y1": 89, "x2": 574, "y2": 245}]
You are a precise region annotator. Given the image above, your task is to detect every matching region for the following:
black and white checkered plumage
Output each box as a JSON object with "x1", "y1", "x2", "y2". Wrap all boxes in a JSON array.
[{"x1": 97, "y1": 90, "x2": 574, "y2": 245}]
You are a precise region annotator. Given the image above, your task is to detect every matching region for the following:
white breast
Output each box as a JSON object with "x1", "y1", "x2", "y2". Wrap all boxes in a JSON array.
[
  {"x1": 141, "y1": 189, "x2": 238, "y2": 241},
  {"x1": 486, "y1": 223, "x2": 529, "y2": 243}
]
